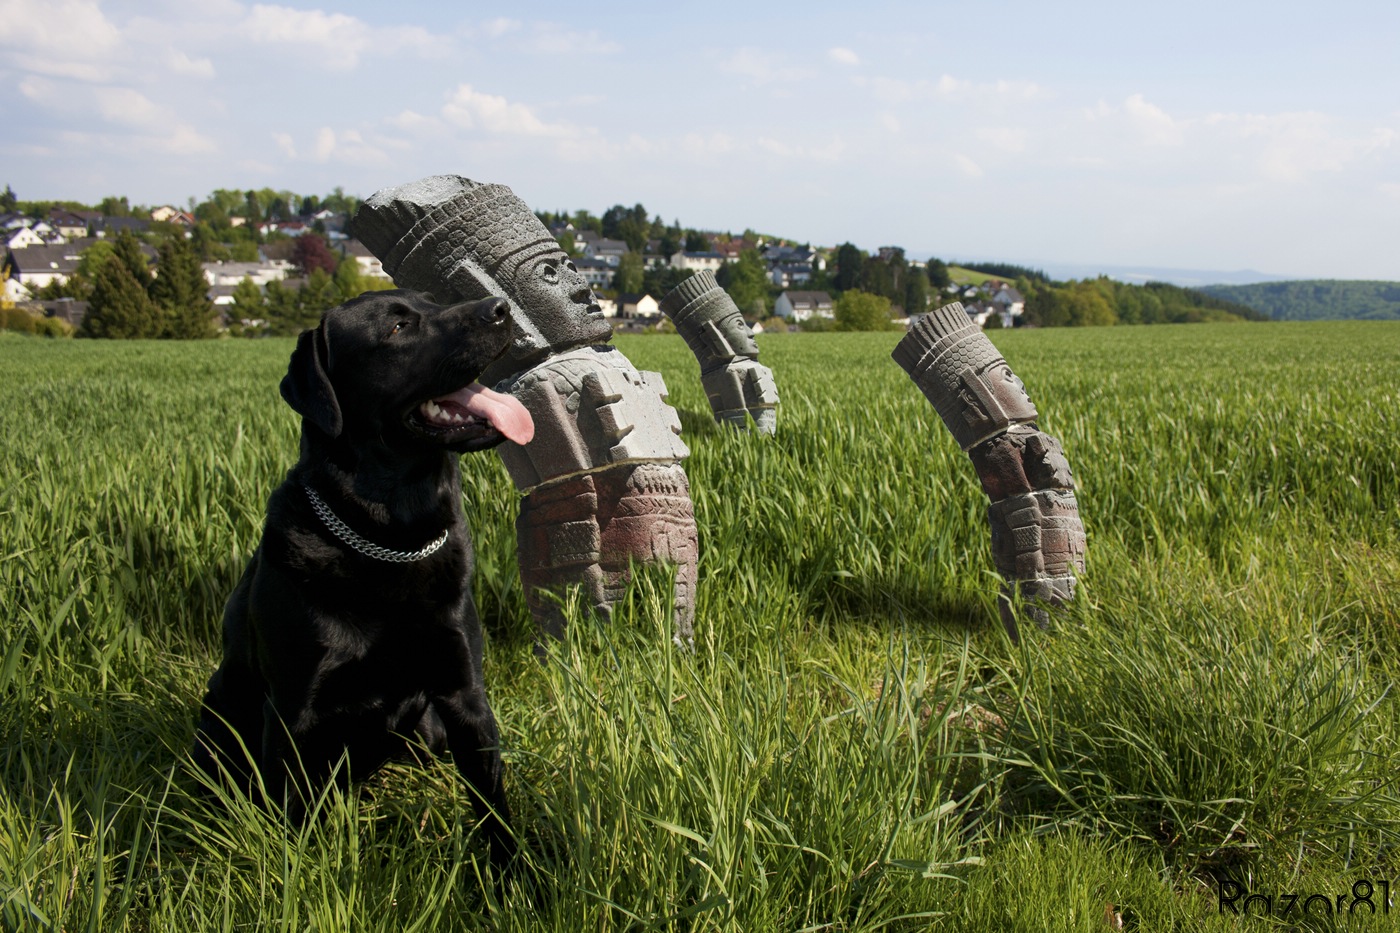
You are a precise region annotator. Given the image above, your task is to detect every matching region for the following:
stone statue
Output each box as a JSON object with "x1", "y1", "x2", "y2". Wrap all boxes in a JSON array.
[
  {"x1": 893, "y1": 302, "x2": 1086, "y2": 639},
  {"x1": 659, "y1": 270, "x2": 779, "y2": 433},
  {"x1": 353, "y1": 177, "x2": 698, "y2": 645}
]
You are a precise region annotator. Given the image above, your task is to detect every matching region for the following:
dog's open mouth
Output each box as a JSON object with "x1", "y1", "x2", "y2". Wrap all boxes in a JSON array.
[{"x1": 410, "y1": 384, "x2": 534, "y2": 448}]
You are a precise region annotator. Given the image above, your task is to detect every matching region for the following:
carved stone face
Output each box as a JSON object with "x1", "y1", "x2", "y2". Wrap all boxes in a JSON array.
[{"x1": 509, "y1": 249, "x2": 611, "y2": 351}]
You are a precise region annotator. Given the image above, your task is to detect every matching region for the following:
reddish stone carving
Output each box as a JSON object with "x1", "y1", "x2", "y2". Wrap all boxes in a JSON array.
[{"x1": 893, "y1": 302, "x2": 1087, "y2": 638}]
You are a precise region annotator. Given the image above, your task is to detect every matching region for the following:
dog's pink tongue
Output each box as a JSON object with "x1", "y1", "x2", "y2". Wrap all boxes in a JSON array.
[{"x1": 447, "y1": 384, "x2": 535, "y2": 444}]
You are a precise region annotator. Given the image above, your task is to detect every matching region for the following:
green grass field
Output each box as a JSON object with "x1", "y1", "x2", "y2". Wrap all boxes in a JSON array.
[{"x1": 3, "y1": 322, "x2": 1398, "y2": 930}]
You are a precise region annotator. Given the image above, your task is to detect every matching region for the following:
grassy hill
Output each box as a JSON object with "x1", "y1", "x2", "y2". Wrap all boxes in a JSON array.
[
  {"x1": 3, "y1": 324, "x2": 1399, "y2": 929},
  {"x1": 1199, "y1": 279, "x2": 1400, "y2": 321}
]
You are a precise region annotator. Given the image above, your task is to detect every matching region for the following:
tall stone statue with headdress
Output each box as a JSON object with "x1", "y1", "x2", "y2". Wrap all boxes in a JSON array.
[
  {"x1": 354, "y1": 177, "x2": 698, "y2": 645},
  {"x1": 893, "y1": 302, "x2": 1087, "y2": 640}
]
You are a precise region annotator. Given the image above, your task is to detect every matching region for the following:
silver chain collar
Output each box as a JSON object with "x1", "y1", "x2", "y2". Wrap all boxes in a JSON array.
[{"x1": 304, "y1": 484, "x2": 450, "y2": 563}]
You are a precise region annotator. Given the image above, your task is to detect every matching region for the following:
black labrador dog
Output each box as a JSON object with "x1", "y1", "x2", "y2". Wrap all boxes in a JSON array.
[{"x1": 194, "y1": 289, "x2": 533, "y2": 871}]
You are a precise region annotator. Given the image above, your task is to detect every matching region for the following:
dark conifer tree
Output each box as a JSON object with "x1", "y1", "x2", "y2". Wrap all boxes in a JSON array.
[
  {"x1": 82, "y1": 254, "x2": 159, "y2": 338},
  {"x1": 151, "y1": 236, "x2": 214, "y2": 338}
]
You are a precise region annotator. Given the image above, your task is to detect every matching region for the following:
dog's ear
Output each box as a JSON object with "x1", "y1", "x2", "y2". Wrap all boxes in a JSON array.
[{"x1": 280, "y1": 321, "x2": 343, "y2": 437}]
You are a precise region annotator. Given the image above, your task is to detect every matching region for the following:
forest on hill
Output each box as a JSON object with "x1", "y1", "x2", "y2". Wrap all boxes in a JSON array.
[{"x1": 1198, "y1": 280, "x2": 1400, "y2": 321}]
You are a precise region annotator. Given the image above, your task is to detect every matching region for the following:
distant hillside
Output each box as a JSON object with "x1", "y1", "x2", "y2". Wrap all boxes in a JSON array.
[{"x1": 1199, "y1": 280, "x2": 1400, "y2": 321}]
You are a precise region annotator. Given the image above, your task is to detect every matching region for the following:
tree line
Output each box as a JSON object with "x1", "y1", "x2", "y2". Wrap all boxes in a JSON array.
[
  {"x1": 6, "y1": 184, "x2": 1272, "y2": 338},
  {"x1": 1198, "y1": 280, "x2": 1400, "y2": 322}
]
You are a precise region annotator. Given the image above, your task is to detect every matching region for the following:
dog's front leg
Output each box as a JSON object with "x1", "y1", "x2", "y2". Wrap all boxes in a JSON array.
[
  {"x1": 258, "y1": 699, "x2": 346, "y2": 823},
  {"x1": 433, "y1": 689, "x2": 515, "y2": 871}
]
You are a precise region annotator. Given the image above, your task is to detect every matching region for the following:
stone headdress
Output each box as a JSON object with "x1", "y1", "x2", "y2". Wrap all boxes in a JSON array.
[{"x1": 352, "y1": 175, "x2": 572, "y2": 364}]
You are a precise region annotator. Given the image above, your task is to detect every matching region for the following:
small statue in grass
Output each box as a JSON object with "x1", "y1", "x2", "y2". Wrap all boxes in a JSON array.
[
  {"x1": 893, "y1": 302, "x2": 1086, "y2": 639},
  {"x1": 659, "y1": 270, "x2": 779, "y2": 433}
]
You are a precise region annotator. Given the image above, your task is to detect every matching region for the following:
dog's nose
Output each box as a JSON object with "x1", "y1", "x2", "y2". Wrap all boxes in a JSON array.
[{"x1": 477, "y1": 297, "x2": 510, "y2": 325}]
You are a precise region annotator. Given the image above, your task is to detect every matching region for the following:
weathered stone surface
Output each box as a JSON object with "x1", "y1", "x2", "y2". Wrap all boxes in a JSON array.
[
  {"x1": 353, "y1": 175, "x2": 699, "y2": 644},
  {"x1": 893, "y1": 302, "x2": 1086, "y2": 639},
  {"x1": 495, "y1": 346, "x2": 688, "y2": 489},
  {"x1": 516, "y1": 463, "x2": 698, "y2": 646},
  {"x1": 659, "y1": 271, "x2": 779, "y2": 433},
  {"x1": 892, "y1": 302, "x2": 1039, "y2": 451},
  {"x1": 353, "y1": 175, "x2": 614, "y2": 382}
]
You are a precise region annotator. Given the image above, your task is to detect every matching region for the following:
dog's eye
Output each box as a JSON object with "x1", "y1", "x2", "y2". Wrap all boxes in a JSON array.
[{"x1": 390, "y1": 320, "x2": 412, "y2": 336}]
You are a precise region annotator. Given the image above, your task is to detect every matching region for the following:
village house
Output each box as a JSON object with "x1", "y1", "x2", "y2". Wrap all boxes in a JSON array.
[
  {"x1": 5, "y1": 226, "x2": 50, "y2": 250},
  {"x1": 670, "y1": 250, "x2": 724, "y2": 274},
  {"x1": 582, "y1": 237, "x2": 629, "y2": 267},
  {"x1": 616, "y1": 293, "x2": 660, "y2": 320},
  {"x1": 202, "y1": 259, "x2": 292, "y2": 287},
  {"x1": 150, "y1": 206, "x2": 196, "y2": 227},
  {"x1": 573, "y1": 256, "x2": 614, "y2": 289},
  {"x1": 774, "y1": 290, "x2": 834, "y2": 322},
  {"x1": 338, "y1": 240, "x2": 391, "y2": 279},
  {"x1": 48, "y1": 209, "x2": 93, "y2": 239},
  {"x1": 6, "y1": 240, "x2": 97, "y2": 292}
]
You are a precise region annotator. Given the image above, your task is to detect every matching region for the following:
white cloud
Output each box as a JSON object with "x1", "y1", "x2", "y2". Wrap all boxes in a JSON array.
[
  {"x1": 854, "y1": 73, "x2": 1049, "y2": 106},
  {"x1": 0, "y1": 0, "x2": 123, "y2": 81},
  {"x1": 387, "y1": 110, "x2": 443, "y2": 134},
  {"x1": 313, "y1": 126, "x2": 336, "y2": 162},
  {"x1": 440, "y1": 84, "x2": 575, "y2": 137},
  {"x1": 273, "y1": 132, "x2": 297, "y2": 158},
  {"x1": 756, "y1": 137, "x2": 845, "y2": 162},
  {"x1": 828, "y1": 47, "x2": 860, "y2": 66},
  {"x1": 1205, "y1": 110, "x2": 1396, "y2": 182},
  {"x1": 976, "y1": 126, "x2": 1028, "y2": 153},
  {"x1": 93, "y1": 86, "x2": 165, "y2": 128},
  {"x1": 1380, "y1": 183, "x2": 1400, "y2": 200},
  {"x1": 719, "y1": 47, "x2": 813, "y2": 84},
  {"x1": 167, "y1": 50, "x2": 215, "y2": 78},
  {"x1": 880, "y1": 113, "x2": 901, "y2": 134},
  {"x1": 481, "y1": 17, "x2": 520, "y2": 38},
  {"x1": 238, "y1": 4, "x2": 447, "y2": 69},
  {"x1": 19, "y1": 73, "x2": 215, "y2": 153},
  {"x1": 1123, "y1": 93, "x2": 1183, "y2": 146},
  {"x1": 954, "y1": 153, "x2": 984, "y2": 177},
  {"x1": 517, "y1": 22, "x2": 620, "y2": 55}
]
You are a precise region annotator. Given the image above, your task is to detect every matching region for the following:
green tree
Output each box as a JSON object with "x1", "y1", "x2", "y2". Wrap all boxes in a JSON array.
[
  {"x1": 684, "y1": 231, "x2": 710, "y2": 253},
  {"x1": 834, "y1": 290, "x2": 894, "y2": 331},
  {"x1": 833, "y1": 243, "x2": 865, "y2": 292},
  {"x1": 925, "y1": 257, "x2": 951, "y2": 290},
  {"x1": 82, "y1": 254, "x2": 160, "y2": 338},
  {"x1": 0, "y1": 184, "x2": 16, "y2": 213},
  {"x1": 112, "y1": 229, "x2": 152, "y2": 291},
  {"x1": 151, "y1": 236, "x2": 214, "y2": 338},
  {"x1": 613, "y1": 252, "x2": 645, "y2": 294},
  {"x1": 98, "y1": 195, "x2": 132, "y2": 217},
  {"x1": 716, "y1": 249, "x2": 771, "y2": 315},
  {"x1": 231, "y1": 276, "x2": 263, "y2": 313},
  {"x1": 333, "y1": 257, "x2": 395, "y2": 301},
  {"x1": 904, "y1": 268, "x2": 930, "y2": 315}
]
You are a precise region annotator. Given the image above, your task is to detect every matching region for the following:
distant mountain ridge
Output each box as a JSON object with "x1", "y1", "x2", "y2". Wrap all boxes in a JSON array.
[{"x1": 1196, "y1": 281, "x2": 1400, "y2": 321}]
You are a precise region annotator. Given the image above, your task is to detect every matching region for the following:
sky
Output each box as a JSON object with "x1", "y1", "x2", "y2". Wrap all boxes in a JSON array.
[{"x1": 2, "y1": 0, "x2": 1398, "y2": 281}]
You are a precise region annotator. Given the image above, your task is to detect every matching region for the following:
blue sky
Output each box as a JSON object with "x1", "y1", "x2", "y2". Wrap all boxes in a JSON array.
[{"x1": 3, "y1": 0, "x2": 1397, "y2": 280}]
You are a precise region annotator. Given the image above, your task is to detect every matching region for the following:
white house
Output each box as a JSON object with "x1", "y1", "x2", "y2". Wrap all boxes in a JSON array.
[
  {"x1": 617, "y1": 293, "x2": 660, "y2": 319},
  {"x1": 7, "y1": 242, "x2": 92, "y2": 291},
  {"x1": 990, "y1": 285, "x2": 1025, "y2": 318},
  {"x1": 5, "y1": 226, "x2": 47, "y2": 250},
  {"x1": 669, "y1": 251, "x2": 724, "y2": 274},
  {"x1": 774, "y1": 290, "x2": 834, "y2": 322},
  {"x1": 202, "y1": 260, "x2": 290, "y2": 287}
]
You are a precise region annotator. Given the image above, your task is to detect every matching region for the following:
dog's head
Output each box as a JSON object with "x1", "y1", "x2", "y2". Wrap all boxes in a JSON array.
[{"x1": 280, "y1": 290, "x2": 534, "y2": 453}]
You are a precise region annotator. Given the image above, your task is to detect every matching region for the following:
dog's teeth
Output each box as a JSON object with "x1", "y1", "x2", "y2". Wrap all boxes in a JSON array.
[
  {"x1": 450, "y1": 412, "x2": 464, "y2": 424},
  {"x1": 423, "y1": 400, "x2": 442, "y2": 419}
]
